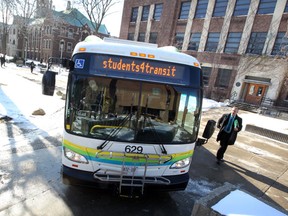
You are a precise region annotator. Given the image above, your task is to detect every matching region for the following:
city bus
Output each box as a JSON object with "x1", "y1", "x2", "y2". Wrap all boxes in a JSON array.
[{"x1": 42, "y1": 36, "x2": 215, "y2": 197}]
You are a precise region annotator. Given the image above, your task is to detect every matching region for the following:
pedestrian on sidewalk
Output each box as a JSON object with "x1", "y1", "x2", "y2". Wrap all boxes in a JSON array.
[
  {"x1": 30, "y1": 61, "x2": 35, "y2": 74},
  {"x1": 216, "y1": 106, "x2": 243, "y2": 164},
  {"x1": 3, "y1": 54, "x2": 6, "y2": 66},
  {"x1": 0, "y1": 55, "x2": 4, "y2": 68}
]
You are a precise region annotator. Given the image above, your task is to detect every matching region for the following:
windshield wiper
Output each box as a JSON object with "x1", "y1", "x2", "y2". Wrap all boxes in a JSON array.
[
  {"x1": 143, "y1": 116, "x2": 167, "y2": 154},
  {"x1": 136, "y1": 96, "x2": 167, "y2": 154},
  {"x1": 97, "y1": 114, "x2": 132, "y2": 150}
]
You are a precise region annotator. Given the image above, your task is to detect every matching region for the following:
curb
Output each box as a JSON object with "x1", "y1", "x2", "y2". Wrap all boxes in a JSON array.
[
  {"x1": 245, "y1": 124, "x2": 288, "y2": 143},
  {"x1": 191, "y1": 182, "x2": 236, "y2": 216}
]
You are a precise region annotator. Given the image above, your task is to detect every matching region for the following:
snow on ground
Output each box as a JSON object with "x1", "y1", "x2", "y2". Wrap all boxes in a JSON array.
[
  {"x1": 0, "y1": 68, "x2": 65, "y2": 151},
  {"x1": 185, "y1": 178, "x2": 220, "y2": 196},
  {"x1": 202, "y1": 98, "x2": 227, "y2": 111}
]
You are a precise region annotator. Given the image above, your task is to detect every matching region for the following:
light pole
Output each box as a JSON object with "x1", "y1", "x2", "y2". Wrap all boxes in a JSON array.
[
  {"x1": 60, "y1": 40, "x2": 64, "y2": 60},
  {"x1": 24, "y1": 37, "x2": 28, "y2": 64}
]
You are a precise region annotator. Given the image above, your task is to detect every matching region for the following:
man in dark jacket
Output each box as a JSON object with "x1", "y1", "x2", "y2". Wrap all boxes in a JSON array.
[
  {"x1": 216, "y1": 106, "x2": 242, "y2": 164},
  {"x1": 30, "y1": 61, "x2": 35, "y2": 74}
]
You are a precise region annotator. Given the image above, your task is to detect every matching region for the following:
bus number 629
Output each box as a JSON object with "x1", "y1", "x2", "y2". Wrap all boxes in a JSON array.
[{"x1": 125, "y1": 145, "x2": 143, "y2": 154}]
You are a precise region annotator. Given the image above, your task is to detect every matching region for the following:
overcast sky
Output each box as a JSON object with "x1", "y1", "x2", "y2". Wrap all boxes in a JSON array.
[{"x1": 53, "y1": 0, "x2": 124, "y2": 37}]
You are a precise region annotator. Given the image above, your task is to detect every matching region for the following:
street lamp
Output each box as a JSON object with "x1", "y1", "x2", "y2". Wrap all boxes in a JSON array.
[
  {"x1": 24, "y1": 37, "x2": 28, "y2": 64},
  {"x1": 60, "y1": 40, "x2": 64, "y2": 59}
]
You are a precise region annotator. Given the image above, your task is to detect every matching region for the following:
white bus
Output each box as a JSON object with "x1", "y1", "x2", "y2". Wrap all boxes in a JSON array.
[{"x1": 42, "y1": 36, "x2": 215, "y2": 197}]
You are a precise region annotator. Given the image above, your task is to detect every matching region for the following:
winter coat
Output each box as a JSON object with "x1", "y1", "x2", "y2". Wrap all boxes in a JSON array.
[{"x1": 216, "y1": 113, "x2": 243, "y2": 145}]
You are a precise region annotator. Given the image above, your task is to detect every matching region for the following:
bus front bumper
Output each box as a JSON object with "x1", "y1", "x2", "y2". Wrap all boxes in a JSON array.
[{"x1": 61, "y1": 165, "x2": 189, "y2": 192}]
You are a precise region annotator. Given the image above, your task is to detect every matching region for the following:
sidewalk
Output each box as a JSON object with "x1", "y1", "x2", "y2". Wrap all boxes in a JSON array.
[{"x1": 195, "y1": 106, "x2": 288, "y2": 215}]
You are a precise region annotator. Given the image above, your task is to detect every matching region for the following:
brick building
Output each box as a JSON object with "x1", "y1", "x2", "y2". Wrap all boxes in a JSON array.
[
  {"x1": 7, "y1": 0, "x2": 109, "y2": 63},
  {"x1": 119, "y1": 0, "x2": 288, "y2": 108}
]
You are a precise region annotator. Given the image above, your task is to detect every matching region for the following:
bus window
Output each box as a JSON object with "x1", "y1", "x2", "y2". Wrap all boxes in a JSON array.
[{"x1": 65, "y1": 75, "x2": 201, "y2": 144}]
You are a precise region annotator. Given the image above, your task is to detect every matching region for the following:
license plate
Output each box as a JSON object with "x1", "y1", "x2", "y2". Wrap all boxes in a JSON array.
[{"x1": 123, "y1": 166, "x2": 138, "y2": 174}]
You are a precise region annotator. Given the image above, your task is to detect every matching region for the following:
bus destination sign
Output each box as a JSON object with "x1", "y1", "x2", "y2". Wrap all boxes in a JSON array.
[{"x1": 90, "y1": 55, "x2": 191, "y2": 85}]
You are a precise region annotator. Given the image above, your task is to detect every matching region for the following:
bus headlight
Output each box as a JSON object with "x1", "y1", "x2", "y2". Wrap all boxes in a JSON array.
[
  {"x1": 64, "y1": 147, "x2": 88, "y2": 164},
  {"x1": 170, "y1": 157, "x2": 191, "y2": 169}
]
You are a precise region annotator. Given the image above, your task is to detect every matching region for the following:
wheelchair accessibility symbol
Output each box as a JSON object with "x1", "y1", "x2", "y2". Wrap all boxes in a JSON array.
[{"x1": 75, "y1": 59, "x2": 85, "y2": 69}]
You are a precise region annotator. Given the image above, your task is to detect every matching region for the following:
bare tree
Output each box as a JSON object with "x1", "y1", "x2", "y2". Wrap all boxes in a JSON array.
[
  {"x1": 14, "y1": 0, "x2": 37, "y2": 31},
  {"x1": 75, "y1": 0, "x2": 119, "y2": 34},
  {"x1": 0, "y1": 0, "x2": 15, "y2": 54},
  {"x1": 13, "y1": 0, "x2": 37, "y2": 58}
]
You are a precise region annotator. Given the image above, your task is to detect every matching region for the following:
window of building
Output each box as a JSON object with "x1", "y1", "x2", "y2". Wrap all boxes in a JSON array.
[
  {"x1": 213, "y1": 0, "x2": 228, "y2": 17},
  {"x1": 141, "y1": 5, "x2": 150, "y2": 21},
  {"x1": 61, "y1": 27, "x2": 66, "y2": 36},
  {"x1": 13, "y1": 29, "x2": 16, "y2": 34},
  {"x1": 138, "y1": 32, "x2": 145, "y2": 42},
  {"x1": 128, "y1": 33, "x2": 134, "y2": 40},
  {"x1": 174, "y1": 33, "x2": 184, "y2": 49},
  {"x1": 195, "y1": 0, "x2": 209, "y2": 18},
  {"x1": 215, "y1": 68, "x2": 232, "y2": 88},
  {"x1": 257, "y1": 0, "x2": 276, "y2": 14},
  {"x1": 224, "y1": 32, "x2": 242, "y2": 53},
  {"x1": 68, "y1": 28, "x2": 73, "y2": 38},
  {"x1": 149, "y1": 32, "x2": 158, "y2": 44},
  {"x1": 202, "y1": 67, "x2": 212, "y2": 86},
  {"x1": 179, "y1": 1, "x2": 191, "y2": 20},
  {"x1": 246, "y1": 32, "x2": 267, "y2": 54},
  {"x1": 188, "y1": 32, "x2": 201, "y2": 51},
  {"x1": 46, "y1": 26, "x2": 52, "y2": 35},
  {"x1": 130, "y1": 7, "x2": 138, "y2": 22},
  {"x1": 271, "y1": 32, "x2": 287, "y2": 56},
  {"x1": 233, "y1": 0, "x2": 250, "y2": 16},
  {"x1": 205, "y1": 32, "x2": 220, "y2": 52},
  {"x1": 67, "y1": 42, "x2": 73, "y2": 52},
  {"x1": 43, "y1": 39, "x2": 45, "y2": 49},
  {"x1": 153, "y1": 3, "x2": 163, "y2": 20}
]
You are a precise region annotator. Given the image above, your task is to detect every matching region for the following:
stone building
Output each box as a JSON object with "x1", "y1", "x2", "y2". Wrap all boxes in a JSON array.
[
  {"x1": 7, "y1": 0, "x2": 109, "y2": 63},
  {"x1": 119, "y1": 0, "x2": 288, "y2": 108}
]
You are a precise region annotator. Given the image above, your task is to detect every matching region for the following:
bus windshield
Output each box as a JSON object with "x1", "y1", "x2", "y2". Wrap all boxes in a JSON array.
[{"x1": 65, "y1": 75, "x2": 202, "y2": 144}]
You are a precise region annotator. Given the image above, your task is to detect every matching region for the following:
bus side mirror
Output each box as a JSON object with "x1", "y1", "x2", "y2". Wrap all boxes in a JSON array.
[
  {"x1": 42, "y1": 70, "x2": 56, "y2": 96},
  {"x1": 202, "y1": 120, "x2": 216, "y2": 139},
  {"x1": 61, "y1": 58, "x2": 74, "y2": 70},
  {"x1": 69, "y1": 60, "x2": 74, "y2": 71},
  {"x1": 196, "y1": 120, "x2": 216, "y2": 146}
]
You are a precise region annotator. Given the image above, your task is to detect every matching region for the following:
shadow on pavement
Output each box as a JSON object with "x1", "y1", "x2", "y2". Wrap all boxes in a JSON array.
[{"x1": 190, "y1": 142, "x2": 288, "y2": 214}]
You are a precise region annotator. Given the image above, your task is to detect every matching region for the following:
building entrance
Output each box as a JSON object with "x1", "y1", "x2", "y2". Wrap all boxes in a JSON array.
[{"x1": 244, "y1": 83, "x2": 267, "y2": 105}]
